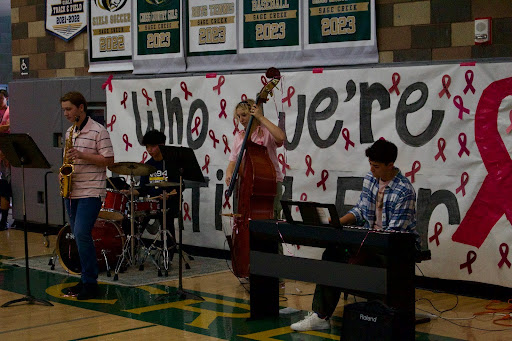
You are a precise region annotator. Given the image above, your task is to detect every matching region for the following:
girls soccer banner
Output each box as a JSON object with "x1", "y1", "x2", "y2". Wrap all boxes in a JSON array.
[
  {"x1": 133, "y1": 0, "x2": 186, "y2": 74},
  {"x1": 88, "y1": 0, "x2": 133, "y2": 72},
  {"x1": 185, "y1": 0, "x2": 238, "y2": 71},
  {"x1": 106, "y1": 62, "x2": 512, "y2": 288}
]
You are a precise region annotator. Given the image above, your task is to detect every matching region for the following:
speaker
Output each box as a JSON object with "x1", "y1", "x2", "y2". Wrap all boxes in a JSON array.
[{"x1": 341, "y1": 300, "x2": 404, "y2": 341}]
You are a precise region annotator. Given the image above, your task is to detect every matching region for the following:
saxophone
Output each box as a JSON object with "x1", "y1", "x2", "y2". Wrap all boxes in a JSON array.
[{"x1": 60, "y1": 118, "x2": 78, "y2": 198}]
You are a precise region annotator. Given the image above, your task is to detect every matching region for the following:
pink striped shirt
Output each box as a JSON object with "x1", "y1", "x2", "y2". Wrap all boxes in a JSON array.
[
  {"x1": 229, "y1": 125, "x2": 284, "y2": 182},
  {"x1": 65, "y1": 118, "x2": 114, "y2": 199}
]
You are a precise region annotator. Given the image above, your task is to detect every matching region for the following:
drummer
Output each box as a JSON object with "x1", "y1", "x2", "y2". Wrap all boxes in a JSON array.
[{"x1": 121, "y1": 130, "x2": 180, "y2": 260}]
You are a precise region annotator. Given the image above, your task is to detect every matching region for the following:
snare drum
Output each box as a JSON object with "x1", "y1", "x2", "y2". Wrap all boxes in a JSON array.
[
  {"x1": 56, "y1": 219, "x2": 125, "y2": 274},
  {"x1": 99, "y1": 189, "x2": 128, "y2": 221},
  {"x1": 133, "y1": 199, "x2": 160, "y2": 217}
]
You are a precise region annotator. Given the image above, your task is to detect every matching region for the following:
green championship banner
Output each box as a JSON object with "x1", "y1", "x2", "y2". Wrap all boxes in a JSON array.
[
  {"x1": 133, "y1": 0, "x2": 185, "y2": 74},
  {"x1": 305, "y1": 0, "x2": 374, "y2": 48},
  {"x1": 88, "y1": 0, "x2": 133, "y2": 72},
  {"x1": 239, "y1": 0, "x2": 301, "y2": 53}
]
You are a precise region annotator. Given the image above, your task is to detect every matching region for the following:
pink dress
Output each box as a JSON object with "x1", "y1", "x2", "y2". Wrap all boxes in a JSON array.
[{"x1": 228, "y1": 125, "x2": 283, "y2": 182}]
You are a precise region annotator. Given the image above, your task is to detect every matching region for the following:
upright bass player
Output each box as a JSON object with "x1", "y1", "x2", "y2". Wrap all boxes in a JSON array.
[{"x1": 225, "y1": 72, "x2": 285, "y2": 282}]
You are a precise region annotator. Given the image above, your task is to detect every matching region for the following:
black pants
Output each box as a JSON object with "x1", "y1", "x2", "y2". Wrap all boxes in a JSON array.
[{"x1": 312, "y1": 246, "x2": 386, "y2": 317}]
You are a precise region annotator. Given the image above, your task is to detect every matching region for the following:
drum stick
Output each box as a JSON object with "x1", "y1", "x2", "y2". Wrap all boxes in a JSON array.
[
  {"x1": 148, "y1": 189, "x2": 177, "y2": 200},
  {"x1": 221, "y1": 213, "x2": 242, "y2": 218},
  {"x1": 107, "y1": 177, "x2": 118, "y2": 191}
]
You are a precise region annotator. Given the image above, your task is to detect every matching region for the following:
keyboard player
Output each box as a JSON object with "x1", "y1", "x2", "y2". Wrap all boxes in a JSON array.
[{"x1": 291, "y1": 139, "x2": 421, "y2": 332}]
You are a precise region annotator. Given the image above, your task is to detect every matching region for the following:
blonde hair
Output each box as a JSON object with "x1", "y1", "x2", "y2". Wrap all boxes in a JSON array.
[{"x1": 234, "y1": 99, "x2": 263, "y2": 138}]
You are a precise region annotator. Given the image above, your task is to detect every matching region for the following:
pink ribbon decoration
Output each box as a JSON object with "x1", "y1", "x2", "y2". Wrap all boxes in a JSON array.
[
  {"x1": 223, "y1": 190, "x2": 231, "y2": 209},
  {"x1": 241, "y1": 94, "x2": 247, "y2": 102},
  {"x1": 455, "y1": 172, "x2": 469, "y2": 196},
  {"x1": 232, "y1": 117, "x2": 239, "y2": 136},
  {"x1": 316, "y1": 170, "x2": 329, "y2": 191},
  {"x1": 101, "y1": 75, "x2": 113, "y2": 92},
  {"x1": 281, "y1": 86, "x2": 295, "y2": 107},
  {"x1": 122, "y1": 134, "x2": 132, "y2": 151},
  {"x1": 388, "y1": 72, "x2": 401, "y2": 95},
  {"x1": 181, "y1": 81, "x2": 193, "y2": 100},
  {"x1": 428, "y1": 222, "x2": 443, "y2": 247},
  {"x1": 261, "y1": 75, "x2": 268, "y2": 87},
  {"x1": 434, "y1": 138, "x2": 446, "y2": 162},
  {"x1": 142, "y1": 88, "x2": 153, "y2": 106},
  {"x1": 209, "y1": 129, "x2": 219, "y2": 148},
  {"x1": 452, "y1": 77, "x2": 512, "y2": 248},
  {"x1": 305, "y1": 155, "x2": 314, "y2": 176},
  {"x1": 463, "y1": 70, "x2": 476, "y2": 95},
  {"x1": 405, "y1": 160, "x2": 421, "y2": 183},
  {"x1": 141, "y1": 151, "x2": 148, "y2": 163},
  {"x1": 222, "y1": 135, "x2": 231, "y2": 154},
  {"x1": 191, "y1": 116, "x2": 201, "y2": 136},
  {"x1": 278, "y1": 153, "x2": 290, "y2": 174},
  {"x1": 219, "y1": 99, "x2": 227, "y2": 119},
  {"x1": 202, "y1": 155, "x2": 210, "y2": 174},
  {"x1": 459, "y1": 250, "x2": 477, "y2": 274},
  {"x1": 297, "y1": 193, "x2": 308, "y2": 212},
  {"x1": 106, "y1": 115, "x2": 116, "y2": 132},
  {"x1": 457, "y1": 133, "x2": 470, "y2": 157},
  {"x1": 213, "y1": 75, "x2": 225, "y2": 95},
  {"x1": 453, "y1": 95, "x2": 470, "y2": 119},
  {"x1": 183, "y1": 202, "x2": 191, "y2": 221},
  {"x1": 342, "y1": 128, "x2": 355, "y2": 150},
  {"x1": 498, "y1": 243, "x2": 511, "y2": 269},
  {"x1": 120, "y1": 92, "x2": 128, "y2": 109},
  {"x1": 438, "y1": 75, "x2": 452, "y2": 99}
]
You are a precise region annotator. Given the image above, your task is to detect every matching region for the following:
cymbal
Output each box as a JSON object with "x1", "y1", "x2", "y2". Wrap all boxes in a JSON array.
[
  {"x1": 108, "y1": 162, "x2": 157, "y2": 176},
  {"x1": 145, "y1": 181, "x2": 180, "y2": 188}
]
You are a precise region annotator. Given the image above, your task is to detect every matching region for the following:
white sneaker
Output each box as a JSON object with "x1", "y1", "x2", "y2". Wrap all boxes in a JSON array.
[{"x1": 290, "y1": 312, "x2": 330, "y2": 331}]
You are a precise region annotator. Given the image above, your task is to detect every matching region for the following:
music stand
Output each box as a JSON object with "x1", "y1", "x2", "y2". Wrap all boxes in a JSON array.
[
  {"x1": 0, "y1": 134, "x2": 53, "y2": 307},
  {"x1": 159, "y1": 145, "x2": 205, "y2": 300}
]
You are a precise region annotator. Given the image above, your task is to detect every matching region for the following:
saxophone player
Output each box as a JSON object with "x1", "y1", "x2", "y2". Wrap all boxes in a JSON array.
[{"x1": 60, "y1": 92, "x2": 114, "y2": 300}]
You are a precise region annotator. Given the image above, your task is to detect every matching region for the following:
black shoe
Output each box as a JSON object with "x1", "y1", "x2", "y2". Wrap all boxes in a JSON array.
[
  {"x1": 64, "y1": 281, "x2": 83, "y2": 296},
  {"x1": 77, "y1": 283, "x2": 100, "y2": 300}
]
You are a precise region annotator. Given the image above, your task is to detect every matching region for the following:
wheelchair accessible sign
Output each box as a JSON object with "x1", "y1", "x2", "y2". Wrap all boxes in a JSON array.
[{"x1": 45, "y1": 0, "x2": 86, "y2": 42}]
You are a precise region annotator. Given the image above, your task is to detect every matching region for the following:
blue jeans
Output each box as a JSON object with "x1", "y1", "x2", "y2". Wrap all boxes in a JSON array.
[{"x1": 65, "y1": 197, "x2": 102, "y2": 284}]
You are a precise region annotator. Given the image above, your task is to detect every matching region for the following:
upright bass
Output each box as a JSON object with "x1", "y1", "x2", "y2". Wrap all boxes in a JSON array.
[{"x1": 226, "y1": 68, "x2": 281, "y2": 278}]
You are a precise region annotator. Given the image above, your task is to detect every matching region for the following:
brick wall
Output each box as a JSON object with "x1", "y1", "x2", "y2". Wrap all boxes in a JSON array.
[
  {"x1": 377, "y1": 0, "x2": 512, "y2": 63},
  {"x1": 11, "y1": 0, "x2": 89, "y2": 79},
  {"x1": 9, "y1": 0, "x2": 512, "y2": 80}
]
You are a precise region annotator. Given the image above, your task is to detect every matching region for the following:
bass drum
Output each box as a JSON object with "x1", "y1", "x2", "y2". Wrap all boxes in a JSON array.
[{"x1": 56, "y1": 219, "x2": 125, "y2": 274}]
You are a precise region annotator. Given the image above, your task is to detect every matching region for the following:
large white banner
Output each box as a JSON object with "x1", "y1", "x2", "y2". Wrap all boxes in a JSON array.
[{"x1": 106, "y1": 63, "x2": 512, "y2": 288}]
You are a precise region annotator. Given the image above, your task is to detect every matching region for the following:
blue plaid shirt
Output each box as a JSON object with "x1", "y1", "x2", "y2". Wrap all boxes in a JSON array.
[{"x1": 348, "y1": 169, "x2": 421, "y2": 248}]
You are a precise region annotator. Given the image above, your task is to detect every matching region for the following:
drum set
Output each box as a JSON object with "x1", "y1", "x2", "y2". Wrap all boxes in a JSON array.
[{"x1": 50, "y1": 161, "x2": 188, "y2": 279}]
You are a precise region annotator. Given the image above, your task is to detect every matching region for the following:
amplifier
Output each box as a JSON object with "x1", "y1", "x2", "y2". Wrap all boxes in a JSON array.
[{"x1": 341, "y1": 300, "x2": 406, "y2": 341}]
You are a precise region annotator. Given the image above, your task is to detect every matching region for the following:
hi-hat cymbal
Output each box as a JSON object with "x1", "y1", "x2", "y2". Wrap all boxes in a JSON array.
[
  {"x1": 145, "y1": 181, "x2": 180, "y2": 188},
  {"x1": 108, "y1": 162, "x2": 157, "y2": 176}
]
